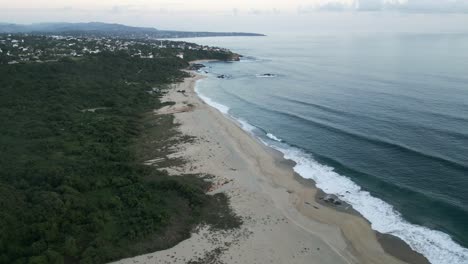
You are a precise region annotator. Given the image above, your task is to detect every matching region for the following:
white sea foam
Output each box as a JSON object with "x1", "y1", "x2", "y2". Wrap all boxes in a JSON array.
[
  {"x1": 239, "y1": 56, "x2": 262, "y2": 63},
  {"x1": 194, "y1": 79, "x2": 468, "y2": 264},
  {"x1": 195, "y1": 80, "x2": 257, "y2": 134},
  {"x1": 237, "y1": 118, "x2": 257, "y2": 134},
  {"x1": 194, "y1": 80, "x2": 230, "y2": 115},
  {"x1": 266, "y1": 133, "x2": 282, "y2": 142}
]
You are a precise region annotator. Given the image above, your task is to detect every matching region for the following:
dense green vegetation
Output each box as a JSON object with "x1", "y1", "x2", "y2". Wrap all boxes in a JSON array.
[{"x1": 0, "y1": 52, "x2": 240, "y2": 264}]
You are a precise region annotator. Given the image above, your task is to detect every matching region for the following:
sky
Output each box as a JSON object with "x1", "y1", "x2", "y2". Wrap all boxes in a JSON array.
[{"x1": 1, "y1": 0, "x2": 468, "y2": 33}]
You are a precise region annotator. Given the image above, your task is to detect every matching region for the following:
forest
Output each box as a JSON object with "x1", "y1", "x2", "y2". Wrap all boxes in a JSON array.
[{"x1": 0, "y1": 51, "x2": 240, "y2": 263}]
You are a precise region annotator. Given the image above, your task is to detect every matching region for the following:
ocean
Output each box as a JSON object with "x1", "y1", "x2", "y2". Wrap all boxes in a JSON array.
[{"x1": 180, "y1": 33, "x2": 468, "y2": 264}]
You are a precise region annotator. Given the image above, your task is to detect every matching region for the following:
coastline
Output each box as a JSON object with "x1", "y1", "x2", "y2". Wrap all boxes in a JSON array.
[{"x1": 112, "y1": 70, "x2": 429, "y2": 264}]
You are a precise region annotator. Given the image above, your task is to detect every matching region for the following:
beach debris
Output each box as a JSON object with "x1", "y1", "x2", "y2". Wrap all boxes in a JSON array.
[
  {"x1": 177, "y1": 89, "x2": 186, "y2": 93},
  {"x1": 305, "y1": 201, "x2": 320, "y2": 209},
  {"x1": 217, "y1": 74, "x2": 227, "y2": 79},
  {"x1": 320, "y1": 194, "x2": 343, "y2": 206}
]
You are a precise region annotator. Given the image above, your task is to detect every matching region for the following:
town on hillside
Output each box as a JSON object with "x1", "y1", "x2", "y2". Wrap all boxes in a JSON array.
[{"x1": 0, "y1": 34, "x2": 236, "y2": 64}]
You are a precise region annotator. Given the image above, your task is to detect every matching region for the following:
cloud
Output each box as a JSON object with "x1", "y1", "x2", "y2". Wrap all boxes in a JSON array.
[
  {"x1": 317, "y1": 2, "x2": 355, "y2": 11},
  {"x1": 249, "y1": 8, "x2": 263, "y2": 15},
  {"x1": 388, "y1": 0, "x2": 468, "y2": 13},
  {"x1": 301, "y1": 0, "x2": 468, "y2": 13},
  {"x1": 110, "y1": 5, "x2": 125, "y2": 14},
  {"x1": 3, "y1": 0, "x2": 468, "y2": 22}
]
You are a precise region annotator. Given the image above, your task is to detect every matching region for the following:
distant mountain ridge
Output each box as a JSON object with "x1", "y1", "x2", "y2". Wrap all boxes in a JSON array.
[
  {"x1": 0, "y1": 22, "x2": 265, "y2": 39},
  {"x1": 0, "y1": 22, "x2": 159, "y2": 33}
]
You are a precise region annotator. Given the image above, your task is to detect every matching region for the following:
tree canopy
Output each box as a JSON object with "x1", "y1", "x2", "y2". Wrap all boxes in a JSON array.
[{"x1": 0, "y1": 51, "x2": 240, "y2": 264}]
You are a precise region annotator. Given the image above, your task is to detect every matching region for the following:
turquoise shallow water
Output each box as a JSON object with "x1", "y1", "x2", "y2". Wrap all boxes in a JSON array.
[{"x1": 181, "y1": 33, "x2": 468, "y2": 264}]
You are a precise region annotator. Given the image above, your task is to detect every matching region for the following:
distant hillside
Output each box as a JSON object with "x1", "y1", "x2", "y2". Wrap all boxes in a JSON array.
[{"x1": 0, "y1": 22, "x2": 265, "y2": 39}]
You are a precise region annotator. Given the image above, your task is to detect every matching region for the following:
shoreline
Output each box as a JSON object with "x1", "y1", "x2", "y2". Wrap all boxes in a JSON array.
[
  {"x1": 253, "y1": 134, "x2": 429, "y2": 264},
  {"x1": 112, "y1": 70, "x2": 429, "y2": 264}
]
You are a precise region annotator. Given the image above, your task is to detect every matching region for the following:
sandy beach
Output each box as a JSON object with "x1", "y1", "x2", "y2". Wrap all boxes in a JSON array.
[{"x1": 112, "y1": 71, "x2": 429, "y2": 264}]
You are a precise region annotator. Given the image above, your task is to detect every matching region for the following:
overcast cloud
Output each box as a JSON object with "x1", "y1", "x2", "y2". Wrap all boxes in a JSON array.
[
  {"x1": 314, "y1": 0, "x2": 468, "y2": 12},
  {"x1": 1, "y1": 0, "x2": 468, "y2": 33},
  {"x1": 2, "y1": 0, "x2": 468, "y2": 13}
]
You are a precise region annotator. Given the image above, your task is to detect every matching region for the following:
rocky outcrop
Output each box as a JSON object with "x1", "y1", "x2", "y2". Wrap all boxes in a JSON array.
[
  {"x1": 230, "y1": 53, "x2": 241, "y2": 61},
  {"x1": 320, "y1": 194, "x2": 343, "y2": 206},
  {"x1": 188, "y1": 63, "x2": 206, "y2": 71}
]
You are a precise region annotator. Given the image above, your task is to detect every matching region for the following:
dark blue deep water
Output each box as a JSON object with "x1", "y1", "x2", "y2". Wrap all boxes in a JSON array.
[{"x1": 182, "y1": 33, "x2": 468, "y2": 264}]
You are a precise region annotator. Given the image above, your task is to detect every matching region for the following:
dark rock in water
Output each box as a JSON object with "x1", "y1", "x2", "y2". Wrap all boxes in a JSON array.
[
  {"x1": 322, "y1": 194, "x2": 342, "y2": 206},
  {"x1": 216, "y1": 74, "x2": 232, "y2": 79},
  {"x1": 257, "y1": 73, "x2": 276, "y2": 78},
  {"x1": 231, "y1": 54, "x2": 242, "y2": 61}
]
